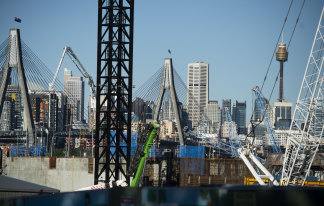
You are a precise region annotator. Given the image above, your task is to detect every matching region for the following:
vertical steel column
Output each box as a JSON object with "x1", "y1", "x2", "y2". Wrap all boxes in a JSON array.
[{"x1": 95, "y1": 0, "x2": 134, "y2": 185}]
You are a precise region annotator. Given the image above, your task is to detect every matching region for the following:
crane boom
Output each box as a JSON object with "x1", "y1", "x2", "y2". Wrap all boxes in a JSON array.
[
  {"x1": 49, "y1": 47, "x2": 67, "y2": 91},
  {"x1": 65, "y1": 47, "x2": 96, "y2": 97},
  {"x1": 225, "y1": 108, "x2": 242, "y2": 156},
  {"x1": 281, "y1": 7, "x2": 324, "y2": 186},
  {"x1": 252, "y1": 86, "x2": 281, "y2": 153},
  {"x1": 49, "y1": 46, "x2": 96, "y2": 98}
]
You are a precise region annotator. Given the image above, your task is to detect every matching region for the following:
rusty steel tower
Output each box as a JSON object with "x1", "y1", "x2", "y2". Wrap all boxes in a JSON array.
[
  {"x1": 95, "y1": 0, "x2": 134, "y2": 185},
  {"x1": 276, "y1": 42, "x2": 288, "y2": 102}
]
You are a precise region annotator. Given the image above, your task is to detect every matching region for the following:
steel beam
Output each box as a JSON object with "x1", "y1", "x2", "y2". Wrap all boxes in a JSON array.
[
  {"x1": 95, "y1": 0, "x2": 134, "y2": 185},
  {"x1": 281, "y1": 7, "x2": 324, "y2": 186}
]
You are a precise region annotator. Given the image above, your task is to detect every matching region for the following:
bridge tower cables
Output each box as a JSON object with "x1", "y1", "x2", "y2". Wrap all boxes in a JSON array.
[
  {"x1": 0, "y1": 29, "x2": 35, "y2": 146},
  {"x1": 153, "y1": 58, "x2": 184, "y2": 145}
]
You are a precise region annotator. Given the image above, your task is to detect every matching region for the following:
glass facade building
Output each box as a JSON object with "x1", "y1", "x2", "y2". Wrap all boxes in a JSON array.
[{"x1": 232, "y1": 101, "x2": 247, "y2": 135}]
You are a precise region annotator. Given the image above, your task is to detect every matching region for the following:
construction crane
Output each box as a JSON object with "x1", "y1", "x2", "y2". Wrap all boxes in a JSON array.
[
  {"x1": 280, "y1": 7, "x2": 324, "y2": 186},
  {"x1": 49, "y1": 46, "x2": 95, "y2": 97},
  {"x1": 252, "y1": 86, "x2": 282, "y2": 153},
  {"x1": 184, "y1": 128, "x2": 239, "y2": 158},
  {"x1": 224, "y1": 108, "x2": 279, "y2": 186},
  {"x1": 49, "y1": 46, "x2": 96, "y2": 130},
  {"x1": 224, "y1": 108, "x2": 242, "y2": 156},
  {"x1": 186, "y1": 112, "x2": 278, "y2": 185}
]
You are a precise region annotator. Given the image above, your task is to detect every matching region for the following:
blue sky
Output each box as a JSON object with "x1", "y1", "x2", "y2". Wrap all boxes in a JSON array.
[{"x1": 0, "y1": 0, "x2": 323, "y2": 119}]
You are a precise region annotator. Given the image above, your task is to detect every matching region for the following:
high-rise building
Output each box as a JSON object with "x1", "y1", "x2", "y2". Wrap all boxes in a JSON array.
[
  {"x1": 64, "y1": 68, "x2": 85, "y2": 124},
  {"x1": 232, "y1": 101, "x2": 247, "y2": 135},
  {"x1": 253, "y1": 97, "x2": 269, "y2": 121},
  {"x1": 132, "y1": 97, "x2": 146, "y2": 122},
  {"x1": 187, "y1": 62, "x2": 209, "y2": 130},
  {"x1": 221, "y1": 99, "x2": 231, "y2": 126},
  {"x1": 30, "y1": 91, "x2": 49, "y2": 128},
  {"x1": 221, "y1": 121, "x2": 238, "y2": 139},
  {"x1": 204, "y1": 100, "x2": 221, "y2": 134},
  {"x1": 49, "y1": 93, "x2": 58, "y2": 132},
  {"x1": 269, "y1": 101, "x2": 292, "y2": 130}
]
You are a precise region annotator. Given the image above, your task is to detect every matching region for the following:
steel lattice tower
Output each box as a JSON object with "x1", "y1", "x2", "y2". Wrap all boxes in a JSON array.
[
  {"x1": 95, "y1": 0, "x2": 134, "y2": 185},
  {"x1": 281, "y1": 6, "x2": 324, "y2": 186}
]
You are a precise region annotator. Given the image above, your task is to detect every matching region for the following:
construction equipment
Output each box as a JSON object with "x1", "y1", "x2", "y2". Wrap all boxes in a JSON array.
[
  {"x1": 49, "y1": 46, "x2": 96, "y2": 130},
  {"x1": 49, "y1": 46, "x2": 95, "y2": 97},
  {"x1": 280, "y1": 7, "x2": 324, "y2": 186},
  {"x1": 224, "y1": 108, "x2": 278, "y2": 186},
  {"x1": 252, "y1": 86, "x2": 281, "y2": 153},
  {"x1": 77, "y1": 122, "x2": 159, "y2": 190},
  {"x1": 129, "y1": 121, "x2": 159, "y2": 187},
  {"x1": 224, "y1": 108, "x2": 242, "y2": 156}
]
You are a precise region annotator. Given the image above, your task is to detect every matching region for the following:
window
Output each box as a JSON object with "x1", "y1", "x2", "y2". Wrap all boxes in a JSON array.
[{"x1": 281, "y1": 107, "x2": 286, "y2": 119}]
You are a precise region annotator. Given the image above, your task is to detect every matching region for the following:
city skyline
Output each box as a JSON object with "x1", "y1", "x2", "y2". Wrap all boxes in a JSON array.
[{"x1": 0, "y1": 0, "x2": 323, "y2": 120}]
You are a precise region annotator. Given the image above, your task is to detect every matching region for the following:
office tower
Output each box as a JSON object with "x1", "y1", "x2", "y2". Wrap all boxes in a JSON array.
[
  {"x1": 204, "y1": 100, "x2": 221, "y2": 134},
  {"x1": 145, "y1": 101, "x2": 155, "y2": 121},
  {"x1": 132, "y1": 97, "x2": 146, "y2": 122},
  {"x1": 30, "y1": 91, "x2": 49, "y2": 128},
  {"x1": 232, "y1": 101, "x2": 247, "y2": 135},
  {"x1": 55, "y1": 92, "x2": 66, "y2": 132},
  {"x1": 63, "y1": 68, "x2": 85, "y2": 123},
  {"x1": 253, "y1": 97, "x2": 269, "y2": 121},
  {"x1": 187, "y1": 62, "x2": 209, "y2": 130},
  {"x1": 221, "y1": 99, "x2": 231, "y2": 126},
  {"x1": 49, "y1": 93, "x2": 58, "y2": 132},
  {"x1": 270, "y1": 101, "x2": 293, "y2": 130},
  {"x1": 221, "y1": 121, "x2": 238, "y2": 138}
]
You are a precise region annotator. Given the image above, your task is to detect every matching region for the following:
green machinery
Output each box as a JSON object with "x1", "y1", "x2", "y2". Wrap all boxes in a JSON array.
[{"x1": 130, "y1": 121, "x2": 159, "y2": 187}]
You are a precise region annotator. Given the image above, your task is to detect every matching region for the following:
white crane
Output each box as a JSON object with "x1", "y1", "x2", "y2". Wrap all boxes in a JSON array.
[
  {"x1": 49, "y1": 46, "x2": 96, "y2": 131},
  {"x1": 49, "y1": 46, "x2": 96, "y2": 97},
  {"x1": 280, "y1": 7, "x2": 324, "y2": 186},
  {"x1": 225, "y1": 108, "x2": 279, "y2": 186}
]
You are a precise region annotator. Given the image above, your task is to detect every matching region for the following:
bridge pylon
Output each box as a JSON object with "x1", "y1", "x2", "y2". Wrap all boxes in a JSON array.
[
  {"x1": 0, "y1": 29, "x2": 35, "y2": 145},
  {"x1": 154, "y1": 58, "x2": 184, "y2": 145}
]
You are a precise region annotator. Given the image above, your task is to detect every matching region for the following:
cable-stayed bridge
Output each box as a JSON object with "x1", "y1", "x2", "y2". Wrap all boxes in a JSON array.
[
  {"x1": 0, "y1": 29, "x2": 93, "y2": 154},
  {"x1": 0, "y1": 28, "x2": 225, "y2": 158},
  {"x1": 0, "y1": 28, "x2": 276, "y2": 162}
]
